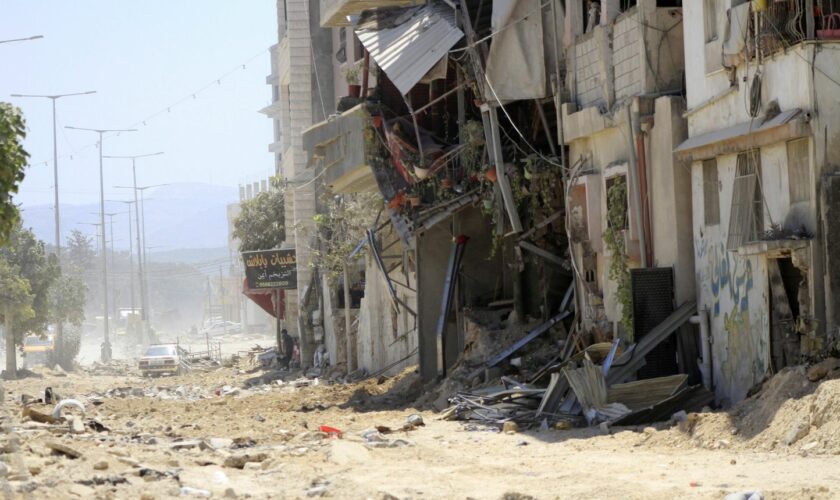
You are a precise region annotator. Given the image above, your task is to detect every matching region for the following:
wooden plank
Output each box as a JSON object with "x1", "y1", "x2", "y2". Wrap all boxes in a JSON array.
[{"x1": 607, "y1": 374, "x2": 688, "y2": 412}]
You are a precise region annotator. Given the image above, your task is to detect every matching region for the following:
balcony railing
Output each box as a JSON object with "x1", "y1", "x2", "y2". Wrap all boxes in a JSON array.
[{"x1": 569, "y1": 5, "x2": 684, "y2": 111}]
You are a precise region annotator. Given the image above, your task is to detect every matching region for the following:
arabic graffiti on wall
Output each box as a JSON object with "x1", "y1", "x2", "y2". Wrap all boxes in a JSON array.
[
  {"x1": 242, "y1": 249, "x2": 298, "y2": 289},
  {"x1": 703, "y1": 242, "x2": 754, "y2": 318}
]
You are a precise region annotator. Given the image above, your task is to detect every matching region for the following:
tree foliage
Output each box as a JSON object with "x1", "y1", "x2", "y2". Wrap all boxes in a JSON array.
[
  {"x1": 233, "y1": 178, "x2": 286, "y2": 252},
  {"x1": 0, "y1": 103, "x2": 29, "y2": 245},
  {"x1": 0, "y1": 223, "x2": 59, "y2": 343},
  {"x1": 313, "y1": 191, "x2": 382, "y2": 283},
  {"x1": 603, "y1": 176, "x2": 633, "y2": 339},
  {"x1": 0, "y1": 258, "x2": 34, "y2": 324}
]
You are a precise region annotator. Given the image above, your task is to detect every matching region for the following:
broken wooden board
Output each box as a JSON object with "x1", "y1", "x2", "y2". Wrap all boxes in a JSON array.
[
  {"x1": 611, "y1": 385, "x2": 714, "y2": 426},
  {"x1": 607, "y1": 374, "x2": 688, "y2": 412}
]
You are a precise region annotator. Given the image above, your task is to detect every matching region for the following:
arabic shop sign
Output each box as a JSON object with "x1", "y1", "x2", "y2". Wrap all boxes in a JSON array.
[{"x1": 242, "y1": 249, "x2": 297, "y2": 289}]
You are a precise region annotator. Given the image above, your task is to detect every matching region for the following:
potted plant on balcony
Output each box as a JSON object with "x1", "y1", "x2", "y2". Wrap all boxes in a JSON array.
[{"x1": 344, "y1": 64, "x2": 361, "y2": 98}]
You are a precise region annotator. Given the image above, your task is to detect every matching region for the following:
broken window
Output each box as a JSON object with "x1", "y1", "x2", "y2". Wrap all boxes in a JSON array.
[
  {"x1": 726, "y1": 150, "x2": 764, "y2": 250},
  {"x1": 703, "y1": 159, "x2": 720, "y2": 226},
  {"x1": 335, "y1": 28, "x2": 347, "y2": 64},
  {"x1": 704, "y1": 0, "x2": 719, "y2": 42},
  {"x1": 605, "y1": 175, "x2": 629, "y2": 231},
  {"x1": 787, "y1": 138, "x2": 810, "y2": 205}
]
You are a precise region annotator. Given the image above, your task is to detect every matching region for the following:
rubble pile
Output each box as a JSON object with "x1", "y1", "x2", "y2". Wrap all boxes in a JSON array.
[
  {"x1": 655, "y1": 361, "x2": 840, "y2": 454},
  {"x1": 433, "y1": 304, "x2": 714, "y2": 430}
]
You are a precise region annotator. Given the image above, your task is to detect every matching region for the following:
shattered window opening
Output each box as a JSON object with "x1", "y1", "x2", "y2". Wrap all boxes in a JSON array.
[
  {"x1": 726, "y1": 150, "x2": 764, "y2": 250},
  {"x1": 787, "y1": 138, "x2": 811, "y2": 205},
  {"x1": 702, "y1": 158, "x2": 720, "y2": 226}
]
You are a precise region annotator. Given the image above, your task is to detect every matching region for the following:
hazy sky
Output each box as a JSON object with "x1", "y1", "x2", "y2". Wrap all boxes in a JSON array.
[{"x1": 1, "y1": 1, "x2": 277, "y2": 208}]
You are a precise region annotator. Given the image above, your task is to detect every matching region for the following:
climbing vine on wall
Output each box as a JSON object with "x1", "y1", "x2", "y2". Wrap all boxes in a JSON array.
[{"x1": 603, "y1": 176, "x2": 633, "y2": 339}]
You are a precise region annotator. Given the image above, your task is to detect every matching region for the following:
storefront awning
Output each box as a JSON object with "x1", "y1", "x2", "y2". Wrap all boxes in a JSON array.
[
  {"x1": 675, "y1": 109, "x2": 810, "y2": 162},
  {"x1": 242, "y1": 279, "x2": 285, "y2": 319}
]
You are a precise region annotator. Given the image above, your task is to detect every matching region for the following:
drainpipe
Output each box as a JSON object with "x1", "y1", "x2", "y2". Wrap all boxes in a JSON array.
[
  {"x1": 623, "y1": 103, "x2": 648, "y2": 267},
  {"x1": 690, "y1": 309, "x2": 713, "y2": 391},
  {"x1": 637, "y1": 124, "x2": 653, "y2": 267}
]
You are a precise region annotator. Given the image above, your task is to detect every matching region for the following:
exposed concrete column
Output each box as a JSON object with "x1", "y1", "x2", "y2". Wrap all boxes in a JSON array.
[{"x1": 601, "y1": 0, "x2": 620, "y2": 26}]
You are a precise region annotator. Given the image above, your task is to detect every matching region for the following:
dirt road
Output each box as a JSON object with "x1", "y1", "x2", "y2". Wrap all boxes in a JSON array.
[{"x1": 0, "y1": 362, "x2": 837, "y2": 499}]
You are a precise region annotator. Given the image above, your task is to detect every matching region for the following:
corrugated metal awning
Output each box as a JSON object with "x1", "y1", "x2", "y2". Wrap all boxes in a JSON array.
[
  {"x1": 355, "y1": 4, "x2": 463, "y2": 95},
  {"x1": 675, "y1": 109, "x2": 810, "y2": 162}
]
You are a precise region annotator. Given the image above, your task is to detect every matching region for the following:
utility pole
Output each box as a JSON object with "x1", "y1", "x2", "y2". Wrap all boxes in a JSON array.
[
  {"x1": 0, "y1": 35, "x2": 44, "y2": 45},
  {"x1": 11, "y1": 91, "x2": 95, "y2": 361},
  {"x1": 114, "y1": 171, "x2": 166, "y2": 346},
  {"x1": 67, "y1": 126, "x2": 137, "y2": 362},
  {"x1": 219, "y1": 266, "x2": 228, "y2": 336},
  {"x1": 107, "y1": 200, "x2": 136, "y2": 322},
  {"x1": 11, "y1": 91, "x2": 95, "y2": 257}
]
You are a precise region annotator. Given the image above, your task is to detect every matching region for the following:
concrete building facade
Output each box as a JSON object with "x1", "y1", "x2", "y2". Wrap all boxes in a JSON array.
[
  {"x1": 560, "y1": 0, "x2": 692, "y2": 352},
  {"x1": 679, "y1": 1, "x2": 840, "y2": 404}
]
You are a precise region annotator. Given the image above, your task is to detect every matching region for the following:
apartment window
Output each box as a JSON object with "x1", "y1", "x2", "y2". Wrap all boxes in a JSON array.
[
  {"x1": 727, "y1": 150, "x2": 764, "y2": 250},
  {"x1": 787, "y1": 138, "x2": 811, "y2": 204},
  {"x1": 703, "y1": 159, "x2": 720, "y2": 225},
  {"x1": 335, "y1": 28, "x2": 347, "y2": 64},
  {"x1": 606, "y1": 175, "x2": 629, "y2": 231},
  {"x1": 704, "y1": 0, "x2": 719, "y2": 42}
]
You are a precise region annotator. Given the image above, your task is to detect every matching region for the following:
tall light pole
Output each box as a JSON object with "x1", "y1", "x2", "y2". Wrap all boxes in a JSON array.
[
  {"x1": 115, "y1": 183, "x2": 168, "y2": 340},
  {"x1": 106, "y1": 153, "x2": 162, "y2": 345},
  {"x1": 66, "y1": 126, "x2": 136, "y2": 362},
  {"x1": 10, "y1": 91, "x2": 96, "y2": 258},
  {"x1": 0, "y1": 35, "x2": 44, "y2": 45},
  {"x1": 107, "y1": 200, "x2": 136, "y2": 320}
]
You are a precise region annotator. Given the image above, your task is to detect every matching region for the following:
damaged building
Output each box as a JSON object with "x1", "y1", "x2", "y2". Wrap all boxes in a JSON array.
[
  {"x1": 678, "y1": 0, "x2": 840, "y2": 404},
  {"x1": 253, "y1": 0, "x2": 840, "y2": 412}
]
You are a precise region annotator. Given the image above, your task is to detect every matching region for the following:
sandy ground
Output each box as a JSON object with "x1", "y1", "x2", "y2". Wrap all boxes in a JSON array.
[{"x1": 1, "y1": 360, "x2": 838, "y2": 500}]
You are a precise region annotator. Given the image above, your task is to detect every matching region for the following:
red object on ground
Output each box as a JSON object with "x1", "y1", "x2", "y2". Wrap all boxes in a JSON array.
[{"x1": 319, "y1": 425, "x2": 343, "y2": 438}]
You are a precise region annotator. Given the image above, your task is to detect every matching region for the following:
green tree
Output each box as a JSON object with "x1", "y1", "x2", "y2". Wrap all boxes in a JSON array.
[
  {"x1": 0, "y1": 224, "x2": 59, "y2": 376},
  {"x1": 48, "y1": 273, "x2": 86, "y2": 368},
  {"x1": 0, "y1": 103, "x2": 29, "y2": 245},
  {"x1": 233, "y1": 178, "x2": 286, "y2": 251},
  {"x1": 0, "y1": 258, "x2": 33, "y2": 379},
  {"x1": 65, "y1": 229, "x2": 96, "y2": 272}
]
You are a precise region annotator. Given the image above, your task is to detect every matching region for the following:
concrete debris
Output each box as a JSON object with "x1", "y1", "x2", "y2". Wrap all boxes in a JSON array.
[
  {"x1": 170, "y1": 439, "x2": 203, "y2": 450},
  {"x1": 77, "y1": 475, "x2": 128, "y2": 486},
  {"x1": 181, "y1": 486, "x2": 212, "y2": 497},
  {"x1": 46, "y1": 441, "x2": 82, "y2": 459},
  {"x1": 806, "y1": 357, "x2": 840, "y2": 382},
  {"x1": 223, "y1": 453, "x2": 268, "y2": 469},
  {"x1": 360, "y1": 429, "x2": 414, "y2": 448},
  {"x1": 725, "y1": 491, "x2": 764, "y2": 500},
  {"x1": 405, "y1": 414, "x2": 424, "y2": 429},
  {"x1": 69, "y1": 416, "x2": 85, "y2": 434},
  {"x1": 21, "y1": 405, "x2": 59, "y2": 424},
  {"x1": 93, "y1": 461, "x2": 109, "y2": 471}
]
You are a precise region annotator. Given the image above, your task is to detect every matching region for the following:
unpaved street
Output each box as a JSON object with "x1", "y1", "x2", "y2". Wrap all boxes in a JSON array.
[{"x1": 0, "y1": 361, "x2": 837, "y2": 499}]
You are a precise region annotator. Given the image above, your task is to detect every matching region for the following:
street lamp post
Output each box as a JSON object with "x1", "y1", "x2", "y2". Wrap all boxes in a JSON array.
[
  {"x1": 115, "y1": 182, "x2": 168, "y2": 341},
  {"x1": 10, "y1": 91, "x2": 96, "y2": 257},
  {"x1": 66, "y1": 126, "x2": 136, "y2": 362},
  {"x1": 107, "y1": 201, "x2": 136, "y2": 323},
  {"x1": 0, "y1": 35, "x2": 44, "y2": 45},
  {"x1": 105, "y1": 153, "x2": 162, "y2": 345}
]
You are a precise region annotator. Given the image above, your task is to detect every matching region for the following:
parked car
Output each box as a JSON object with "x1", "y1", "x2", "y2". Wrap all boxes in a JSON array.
[
  {"x1": 200, "y1": 321, "x2": 242, "y2": 337},
  {"x1": 138, "y1": 344, "x2": 188, "y2": 377}
]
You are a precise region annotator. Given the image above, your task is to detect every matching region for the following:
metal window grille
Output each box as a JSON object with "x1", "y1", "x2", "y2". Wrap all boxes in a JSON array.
[
  {"x1": 703, "y1": 159, "x2": 720, "y2": 225},
  {"x1": 787, "y1": 138, "x2": 810, "y2": 204},
  {"x1": 727, "y1": 150, "x2": 763, "y2": 250}
]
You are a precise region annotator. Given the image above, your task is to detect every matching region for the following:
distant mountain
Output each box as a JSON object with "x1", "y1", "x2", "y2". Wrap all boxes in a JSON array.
[{"x1": 21, "y1": 182, "x2": 239, "y2": 253}]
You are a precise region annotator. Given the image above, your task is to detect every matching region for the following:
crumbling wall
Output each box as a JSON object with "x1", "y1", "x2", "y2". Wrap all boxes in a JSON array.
[
  {"x1": 356, "y1": 254, "x2": 417, "y2": 376},
  {"x1": 822, "y1": 173, "x2": 840, "y2": 341},
  {"x1": 691, "y1": 152, "x2": 770, "y2": 405}
]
